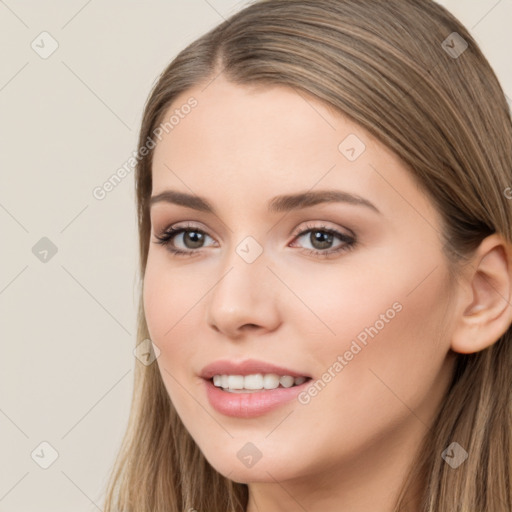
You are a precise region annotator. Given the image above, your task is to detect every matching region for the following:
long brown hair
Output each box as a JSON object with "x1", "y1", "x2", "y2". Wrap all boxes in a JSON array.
[{"x1": 103, "y1": 1, "x2": 512, "y2": 510}]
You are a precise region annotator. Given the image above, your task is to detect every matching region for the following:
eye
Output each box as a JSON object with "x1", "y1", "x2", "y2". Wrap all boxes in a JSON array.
[
  {"x1": 153, "y1": 221, "x2": 357, "y2": 259},
  {"x1": 290, "y1": 222, "x2": 356, "y2": 258},
  {"x1": 153, "y1": 222, "x2": 216, "y2": 257}
]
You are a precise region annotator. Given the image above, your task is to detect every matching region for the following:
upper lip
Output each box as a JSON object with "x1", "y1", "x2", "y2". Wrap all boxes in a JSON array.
[{"x1": 200, "y1": 358, "x2": 311, "y2": 380}]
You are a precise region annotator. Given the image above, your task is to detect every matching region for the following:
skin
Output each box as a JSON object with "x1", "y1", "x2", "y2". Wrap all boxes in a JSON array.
[{"x1": 143, "y1": 76, "x2": 512, "y2": 512}]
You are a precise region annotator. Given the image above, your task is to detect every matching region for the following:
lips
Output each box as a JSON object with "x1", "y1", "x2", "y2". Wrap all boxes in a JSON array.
[
  {"x1": 199, "y1": 358, "x2": 312, "y2": 380},
  {"x1": 203, "y1": 377, "x2": 311, "y2": 418}
]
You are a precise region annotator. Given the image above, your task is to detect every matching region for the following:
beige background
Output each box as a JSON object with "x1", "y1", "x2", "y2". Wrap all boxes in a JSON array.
[{"x1": 0, "y1": 1, "x2": 510, "y2": 510}]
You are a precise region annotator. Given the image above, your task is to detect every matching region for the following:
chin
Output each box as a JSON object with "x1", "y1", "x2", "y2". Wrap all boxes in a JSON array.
[
  {"x1": 204, "y1": 449, "x2": 301, "y2": 484},
  {"x1": 217, "y1": 466, "x2": 279, "y2": 484}
]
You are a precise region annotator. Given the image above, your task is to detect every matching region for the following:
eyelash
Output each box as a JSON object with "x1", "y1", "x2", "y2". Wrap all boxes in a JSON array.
[{"x1": 153, "y1": 221, "x2": 357, "y2": 259}]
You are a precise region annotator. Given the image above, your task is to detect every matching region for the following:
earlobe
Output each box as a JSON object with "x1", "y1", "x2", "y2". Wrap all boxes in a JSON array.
[{"x1": 451, "y1": 234, "x2": 512, "y2": 355}]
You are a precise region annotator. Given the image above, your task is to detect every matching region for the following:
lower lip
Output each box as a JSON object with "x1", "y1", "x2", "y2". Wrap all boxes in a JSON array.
[{"x1": 203, "y1": 378, "x2": 311, "y2": 418}]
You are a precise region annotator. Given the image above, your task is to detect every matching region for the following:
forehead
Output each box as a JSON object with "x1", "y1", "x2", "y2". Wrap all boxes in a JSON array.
[
  {"x1": 150, "y1": 76, "x2": 435, "y2": 224},
  {"x1": 154, "y1": 78, "x2": 342, "y2": 170}
]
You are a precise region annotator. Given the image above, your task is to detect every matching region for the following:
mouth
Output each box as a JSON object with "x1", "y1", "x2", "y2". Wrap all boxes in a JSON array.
[
  {"x1": 207, "y1": 374, "x2": 313, "y2": 393},
  {"x1": 203, "y1": 373, "x2": 313, "y2": 418}
]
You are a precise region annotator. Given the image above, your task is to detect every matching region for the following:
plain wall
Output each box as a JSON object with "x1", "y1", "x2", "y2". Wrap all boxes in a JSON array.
[{"x1": 0, "y1": 1, "x2": 510, "y2": 510}]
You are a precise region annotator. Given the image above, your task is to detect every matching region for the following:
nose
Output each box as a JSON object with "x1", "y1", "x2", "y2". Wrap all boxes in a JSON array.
[{"x1": 205, "y1": 245, "x2": 281, "y2": 339}]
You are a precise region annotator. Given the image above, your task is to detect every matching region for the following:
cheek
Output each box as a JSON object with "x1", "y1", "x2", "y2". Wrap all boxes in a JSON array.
[
  {"x1": 143, "y1": 256, "x2": 207, "y2": 420},
  {"x1": 288, "y1": 243, "x2": 453, "y2": 401},
  {"x1": 299, "y1": 261, "x2": 453, "y2": 434},
  {"x1": 302, "y1": 238, "x2": 451, "y2": 359},
  {"x1": 143, "y1": 253, "x2": 204, "y2": 368}
]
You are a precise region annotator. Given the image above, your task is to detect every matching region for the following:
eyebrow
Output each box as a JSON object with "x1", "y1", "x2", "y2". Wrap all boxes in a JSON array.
[{"x1": 149, "y1": 189, "x2": 381, "y2": 215}]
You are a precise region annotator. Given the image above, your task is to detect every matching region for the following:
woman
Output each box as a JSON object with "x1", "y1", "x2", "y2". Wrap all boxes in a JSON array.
[{"x1": 103, "y1": 1, "x2": 512, "y2": 510}]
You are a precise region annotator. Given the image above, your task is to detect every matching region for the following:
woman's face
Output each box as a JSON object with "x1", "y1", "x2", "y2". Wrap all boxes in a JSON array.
[{"x1": 144, "y1": 76, "x2": 459, "y2": 487}]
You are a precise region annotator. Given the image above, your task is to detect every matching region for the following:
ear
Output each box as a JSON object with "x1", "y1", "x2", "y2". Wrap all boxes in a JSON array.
[{"x1": 451, "y1": 234, "x2": 512, "y2": 354}]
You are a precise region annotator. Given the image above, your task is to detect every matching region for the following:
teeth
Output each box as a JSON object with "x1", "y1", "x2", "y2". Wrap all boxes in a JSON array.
[
  {"x1": 279, "y1": 375, "x2": 295, "y2": 388},
  {"x1": 211, "y1": 373, "x2": 308, "y2": 391},
  {"x1": 228, "y1": 375, "x2": 244, "y2": 389},
  {"x1": 263, "y1": 373, "x2": 280, "y2": 389},
  {"x1": 244, "y1": 374, "x2": 263, "y2": 389}
]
